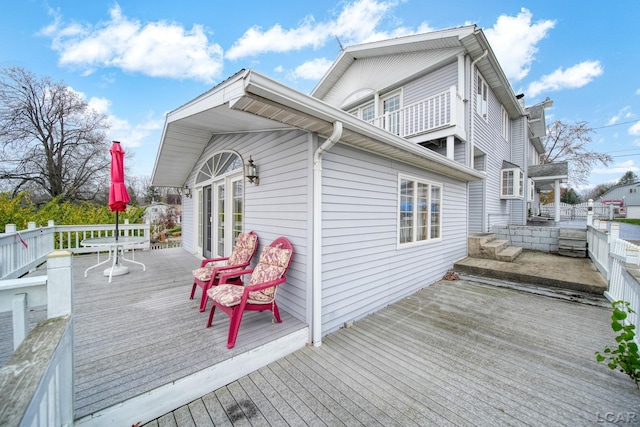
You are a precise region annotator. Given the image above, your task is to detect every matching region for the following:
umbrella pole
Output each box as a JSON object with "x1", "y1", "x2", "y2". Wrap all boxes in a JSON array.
[{"x1": 115, "y1": 211, "x2": 119, "y2": 265}]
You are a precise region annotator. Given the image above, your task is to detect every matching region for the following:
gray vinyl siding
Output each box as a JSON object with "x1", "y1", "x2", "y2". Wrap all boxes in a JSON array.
[
  {"x1": 320, "y1": 144, "x2": 468, "y2": 335},
  {"x1": 473, "y1": 70, "x2": 510, "y2": 228},
  {"x1": 184, "y1": 129, "x2": 310, "y2": 323},
  {"x1": 403, "y1": 61, "x2": 457, "y2": 106},
  {"x1": 511, "y1": 116, "x2": 526, "y2": 223}
]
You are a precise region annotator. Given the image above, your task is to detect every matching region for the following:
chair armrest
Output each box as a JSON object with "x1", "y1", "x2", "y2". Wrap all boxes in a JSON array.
[
  {"x1": 219, "y1": 269, "x2": 253, "y2": 285},
  {"x1": 243, "y1": 276, "x2": 287, "y2": 294},
  {"x1": 199, "y1": 257, "x2": 229, "y2": 268}
]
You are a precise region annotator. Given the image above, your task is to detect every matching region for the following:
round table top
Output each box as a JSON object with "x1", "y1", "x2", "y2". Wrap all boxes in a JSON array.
[{"x1": 81, "y1": 236, "x2": 147, "y2": 247}]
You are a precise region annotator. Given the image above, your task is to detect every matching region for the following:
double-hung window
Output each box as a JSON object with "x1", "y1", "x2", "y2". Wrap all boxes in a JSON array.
[
  {"x1": 501, "y1": 106, "x2": 509, "y2": 141},
  {"x1": 399, "y1": 176, "x2": 442, "y2": 245},
  {"x1": 477, "y1": 74, "x2": 488, "y2": 121}
]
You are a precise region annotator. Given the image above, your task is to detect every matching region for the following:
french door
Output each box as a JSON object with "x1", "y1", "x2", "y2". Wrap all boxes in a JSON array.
[{"x1": 211, "y1": 175, "x2": 243, "y2": 258}]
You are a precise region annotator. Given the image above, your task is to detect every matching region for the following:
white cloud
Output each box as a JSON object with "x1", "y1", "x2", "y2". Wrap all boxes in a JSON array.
[
  {"x1": 85, "y1": 94, "x2": 162, "y2": 149},
  {"x1": 636, "y1": 88, "x2": 640, "y2": 95},
  {"x1": 629, "y1": 121, "x2": 640, "y2": 136},
  {"x1": 40, "y1": 5, "x2": 223, "y2": 83},
  {"x1": 592, "y1": 160, "x2": 639, "y2": 174},
  {"x1": 526, "y1": 60, "x2": 603, "y2": 97},
  {"x1": 226, "y1": 0, "x2": 430, "y2": 61},
  {"x1": 290, "y1": 58, "x2": 334, "y2": 80},
  {"x1": 484, "y1": 8, "x2": 555, "y2": 82},
  {"x1": 607, "y1": 106, "x2": 633, "y2": 126}
]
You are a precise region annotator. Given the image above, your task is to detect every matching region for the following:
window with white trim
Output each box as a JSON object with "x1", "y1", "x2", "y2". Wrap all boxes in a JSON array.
[
  {"x1": 501, "y1": 106, "x2": 509, "y2": 141},
  {"x1": 399, "y1": 176, "x2": 442, "y2": 245},
  {"x1": 500, "y1": 167, "x2": 524, "y2": 200},
  {"x1": 382, "y1": 92, "x2": 401, "y2": 135},
  {"x1": 476, "y1": 74, "x2": 488, "y2": 121}
]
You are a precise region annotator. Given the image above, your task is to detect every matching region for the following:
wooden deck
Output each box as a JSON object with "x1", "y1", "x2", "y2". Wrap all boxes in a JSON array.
[
  {"x1": 143, "y1": 279, "x2": 640, "y2": 426},
  {"x1": 1, "y1": 248, "x2": 308, "y2": 425}
]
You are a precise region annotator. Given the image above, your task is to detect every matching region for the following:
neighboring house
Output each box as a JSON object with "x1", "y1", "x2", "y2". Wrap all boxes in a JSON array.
[
  {"x1": 151, "y1": 25, "x2": 559, "y2": 345},
  {"x1": 597, "y1": 182, "x2": 640, "y2": 218},
  {"x1": 142, "y1": 202, "x2": 175, "y2": 224}
]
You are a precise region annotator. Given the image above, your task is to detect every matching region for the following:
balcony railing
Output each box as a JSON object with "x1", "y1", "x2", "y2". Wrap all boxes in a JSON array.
[{"x1": 370, "y1": 86, "x2": 463, "y2": 138}]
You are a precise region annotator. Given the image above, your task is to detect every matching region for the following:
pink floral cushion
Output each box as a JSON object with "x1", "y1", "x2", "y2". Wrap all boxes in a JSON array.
[
  {"x1": 247, "y1": 246, "x2": 293, "y2": 300},
  {"x1": 207, "y1": 284, "x2": 243, "y2": 307},
  {"x1": 192, "y1": 260, "x2": 226, "y2": 281},
  {"x1": 227, "y1": 233, "x2": 258, "y2": 265}
]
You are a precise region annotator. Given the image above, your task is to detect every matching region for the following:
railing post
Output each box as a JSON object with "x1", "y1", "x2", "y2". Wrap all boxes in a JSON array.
[
  {"x1": 587, "y1": 199, "x2": 593, "y2": 227},
  {"x1": 46, "y1": 250, "x2": 74, "y2": 318},
  {"x1": 12, "y1": 293, "x2": 27, "y2": 350}
]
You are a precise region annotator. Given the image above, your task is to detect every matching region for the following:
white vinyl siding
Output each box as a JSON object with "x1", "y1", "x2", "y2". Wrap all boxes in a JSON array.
[
  {"x1": 184, "y1": 129, "x2": 310, "y2": 323},
  {"x1": 320, "y1": 144, "x2": 467, "y2": 334}
]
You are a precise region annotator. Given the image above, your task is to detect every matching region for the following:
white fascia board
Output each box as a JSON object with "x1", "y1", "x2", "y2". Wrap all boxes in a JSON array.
[{"x1": 167, "y1": 73, "x2": 248, "y2": 123}]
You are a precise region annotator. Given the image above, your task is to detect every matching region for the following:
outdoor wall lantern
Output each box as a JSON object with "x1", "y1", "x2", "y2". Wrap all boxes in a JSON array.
[
  {"x1": 184, "y1": 186, "x2": 191, "y2": 198},
  {"x1": 245, "y1": 156, "x2": 259, "y2": 185}
]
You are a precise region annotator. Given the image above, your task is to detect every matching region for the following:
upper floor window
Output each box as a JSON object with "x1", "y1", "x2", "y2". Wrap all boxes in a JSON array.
[
  {"x1": 477, "y1": 75, "x2": 488, "y2": 121},
  {"x1": 382, "y1": 92, "x2": 401, "y2": 135},
  {"x1": 501, "y1": 106, "x2": 509, "y2": 141},
  {"x1": 399, "y1": 175, "x2": 442, "y2": 245},
  {"x1": 500, "y1": 167, "x2": 524, "y2": 200}
]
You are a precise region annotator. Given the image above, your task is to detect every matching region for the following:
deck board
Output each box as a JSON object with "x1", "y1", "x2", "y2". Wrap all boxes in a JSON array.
[{"x1": 146, "y1": 279, "x2": 640, "y2": 426}]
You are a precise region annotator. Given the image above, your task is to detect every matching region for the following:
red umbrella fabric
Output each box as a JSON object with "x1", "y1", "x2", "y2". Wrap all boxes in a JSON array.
[{"x1": 109, "y1": 141, "x2": 130, "y2": 213}]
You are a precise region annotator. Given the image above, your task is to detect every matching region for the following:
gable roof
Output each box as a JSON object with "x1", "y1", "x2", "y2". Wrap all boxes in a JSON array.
[
  {"x1": 152, "y1": 69, "x2": 485, "y2": 187},
  {"x1": 312, "y1": 25, "x2": 524, "y2": 118}
]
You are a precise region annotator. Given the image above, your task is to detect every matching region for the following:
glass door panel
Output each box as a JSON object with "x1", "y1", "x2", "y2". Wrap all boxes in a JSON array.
[{"x1": 215, "y1": 182, "x2": 225, "y2": 257}]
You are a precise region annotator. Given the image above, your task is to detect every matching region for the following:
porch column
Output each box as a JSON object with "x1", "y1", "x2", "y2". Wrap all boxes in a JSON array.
[
  {"x1": 554, "y1": 179, "x2": 561, "y2": 222},
  {"x1": 446, "y1": 135, "x2": 455, "y2": 160}
]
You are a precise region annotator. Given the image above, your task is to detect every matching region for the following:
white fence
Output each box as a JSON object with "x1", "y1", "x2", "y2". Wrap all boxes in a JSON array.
[
  {"x1": 588, "y1": 222, "x2": 640, "y2": 346},
  {"x1": 541, "y1": 201, "x2": 616, "y2": 220},
  {"x1": 1, "y1": 221, "x2": 150, "y2": 280}
]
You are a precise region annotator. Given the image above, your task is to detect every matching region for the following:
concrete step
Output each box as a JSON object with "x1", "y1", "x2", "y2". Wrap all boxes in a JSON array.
[
  {"x1": 468, "y1": 233, "x2": 496, "y2": 257},
  {"x1": 480, "y1": 239, "x2": 509, "y2": 260},
  {"x1": 496, "y1": 245, "x2": 523, "y2": 262},
  {"x1": 558, "y1": 228, "x2": 587, "y2": 258}
]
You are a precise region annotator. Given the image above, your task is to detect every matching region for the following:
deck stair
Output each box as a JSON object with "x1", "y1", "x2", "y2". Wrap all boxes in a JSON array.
[
  {"x1": 558, "y1": 228, "x2": 587, "y2": 258},
  {"x1": 468, "y1": 232, "x2": 522, "y2": 262}
]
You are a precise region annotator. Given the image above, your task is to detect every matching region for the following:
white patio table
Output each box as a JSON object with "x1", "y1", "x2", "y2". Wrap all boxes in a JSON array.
[{"x1": 81, "y1": 236, "x2": 147, "y2": 283}]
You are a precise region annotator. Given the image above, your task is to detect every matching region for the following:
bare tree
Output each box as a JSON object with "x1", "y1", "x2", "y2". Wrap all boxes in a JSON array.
[
  {"x1": 540, "y1": 120, "x2": 612, "y2": 186},
  {"x1": 0, "y1": 67, "x2": 111, "y2": 202}
]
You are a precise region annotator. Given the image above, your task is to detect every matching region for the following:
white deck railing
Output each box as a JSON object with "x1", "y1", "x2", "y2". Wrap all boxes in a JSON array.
[
  {"x1": 587, "y1": 220, "x2": 640, "y2": 346},
  {"x1": 1, "y1": 221, "x2": 150, "y2": 280},
  {"x1": 0, "y1": 250, "x2": 74, "y2": 427},
  {"x1": 370, "y1": 86, "x2": 462, "y2": 138}
]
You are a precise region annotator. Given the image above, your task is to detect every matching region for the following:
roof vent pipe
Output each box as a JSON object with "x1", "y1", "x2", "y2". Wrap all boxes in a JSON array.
[{"x1": 312, "y1": 121, "x2": 343, "y2": 347}]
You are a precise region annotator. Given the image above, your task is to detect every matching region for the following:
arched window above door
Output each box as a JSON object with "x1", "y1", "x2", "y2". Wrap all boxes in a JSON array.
[{"x1": 196, "y1": 152, "x2": 243, "y2": 184}]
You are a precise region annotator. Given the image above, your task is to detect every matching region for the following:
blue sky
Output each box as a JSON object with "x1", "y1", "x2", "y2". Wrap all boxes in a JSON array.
[{"x1": 2, "y1": 0, "x2": 639, "y2": 190}]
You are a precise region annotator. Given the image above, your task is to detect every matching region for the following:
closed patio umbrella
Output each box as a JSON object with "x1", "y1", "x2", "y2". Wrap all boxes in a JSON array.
[{"x1": 109, "y1": 141, "x2": 130, "y2": 269}]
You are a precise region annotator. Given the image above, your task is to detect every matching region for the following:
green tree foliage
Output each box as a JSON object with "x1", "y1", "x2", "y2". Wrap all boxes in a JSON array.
[
  {"x1": 0, "y1": 192, "x2": 145, "y2": 232},
  {"x1": 596, "y1": 301, "x2": 640, "y2": 389},
  {"x1": 619, "y1": 171, "x2": 638, "y2": 185},
  {"x1": 560, "y1": 187, "x2": 581, "y2": 205}
]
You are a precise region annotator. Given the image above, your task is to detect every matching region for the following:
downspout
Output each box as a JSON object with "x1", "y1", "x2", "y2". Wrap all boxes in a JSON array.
[
  {"x1": 468, "y1": 50, "x2": 488, "y2": 231},
  {"x1": 468, "y1": 49, "x2": 488, "y2": 170},
  {"x1": 312, "y1": 121, "x2": 343, "y2": 347}
]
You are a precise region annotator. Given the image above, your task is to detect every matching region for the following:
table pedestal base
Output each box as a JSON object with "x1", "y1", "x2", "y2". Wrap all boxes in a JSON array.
[{"x1": 104, "y1": 264, "x2": 129, "y2": 277}]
